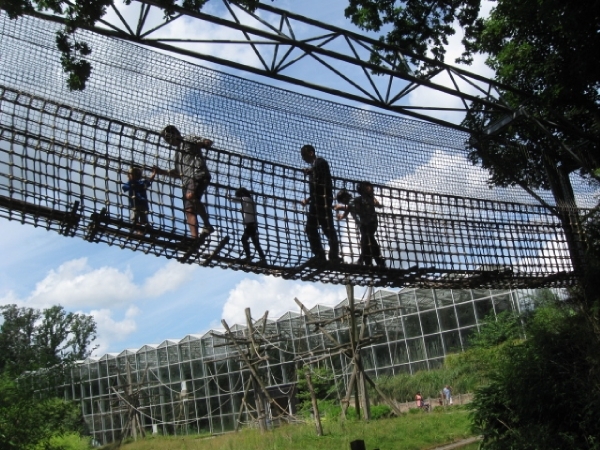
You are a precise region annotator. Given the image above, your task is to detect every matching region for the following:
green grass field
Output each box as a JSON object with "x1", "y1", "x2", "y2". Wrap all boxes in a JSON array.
[{"x1": 113, "y1": 406, "x2": 474, "y2": 450}]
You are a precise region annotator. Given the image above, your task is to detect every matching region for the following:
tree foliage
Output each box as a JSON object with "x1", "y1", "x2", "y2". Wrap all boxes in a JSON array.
[
  {"x1": 344, "y1": 0, "x2": 483, "y2": 74},
  {"x1": 345, "y1": 0, "x2": 600, "y2": 186},
  {"x1": 470, "y1": 301, "x2": 600, "y2": 449},
  {"x1": 0, "y1": 305, "x2": 96, "y2": 448},
  {"x1": 0, "y1": 304, "x2": 97, "y2": 377},
  {"x1": 0, "y1": 374, "x2": 88, "y2": 450}
]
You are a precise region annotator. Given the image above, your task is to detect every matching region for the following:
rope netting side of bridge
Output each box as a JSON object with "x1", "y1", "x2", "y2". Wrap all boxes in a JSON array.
[
  {"x1": 0, "y1": 13, "x2": 594, "y2": 288},
  {"x1": 0, "y1": 86, "x2": 577, "y2": 287}
]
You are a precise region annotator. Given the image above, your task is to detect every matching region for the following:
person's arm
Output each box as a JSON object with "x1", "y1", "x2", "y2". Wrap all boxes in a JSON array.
[
  {"x1": 227, "y1": 194, "x2": 242, "y2": 204},
  {"x1": 188, "y1": 136, "x2": 213, "y2": 149},
  {"x1": 148, "y1": 168, "x2": 157, "y2": 183},
  {"x1": 153, "y1": 166, "x2": 180, "y2": 178},
  {"x1": 374, "y1": 197, "x2": 382, "y2": 208},
  {"x1": 334, "y1": 204, "x2": 349, "y2": 220}
]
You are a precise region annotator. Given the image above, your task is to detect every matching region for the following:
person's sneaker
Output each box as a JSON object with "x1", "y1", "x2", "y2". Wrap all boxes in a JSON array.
[
  {"x1": 375, "y1": 257, "x2": 386, "y2": 268},
  {"x1": 202, "y1": 225, "x2": 215, "y2": 234}
]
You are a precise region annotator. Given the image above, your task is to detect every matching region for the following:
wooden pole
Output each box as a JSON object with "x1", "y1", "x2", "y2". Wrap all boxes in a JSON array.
[{"x1": 305, "y1": 371, "x2": 323, "y2": 436}]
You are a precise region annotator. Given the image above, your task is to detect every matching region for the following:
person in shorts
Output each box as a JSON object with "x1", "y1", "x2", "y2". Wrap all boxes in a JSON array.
[{"x1": 154, "y1": 125, "x2": 215, "y2": 239}]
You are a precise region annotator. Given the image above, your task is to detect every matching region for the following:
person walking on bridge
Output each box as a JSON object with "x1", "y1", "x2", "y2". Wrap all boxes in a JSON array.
[
  {"x1": 154, "y1": 125, "x2": 215, "y2": 240},
  {"x1": 300, "y1": 144, "x2": 339, "y2": 264}
]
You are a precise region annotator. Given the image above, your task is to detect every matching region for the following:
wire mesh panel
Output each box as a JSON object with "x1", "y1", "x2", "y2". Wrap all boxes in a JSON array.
[{"x1": 0, "y1": 13, "x2": 594, "y2": 288}]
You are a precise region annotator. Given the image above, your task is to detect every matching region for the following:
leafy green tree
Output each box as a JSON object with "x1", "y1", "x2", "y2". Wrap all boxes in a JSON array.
[
  {"x1": 0, "y1": 304, "x2": 97, "y2": 376},
  {"x1": 295, "y1": 366, "x2": 338, "y2": 408},
  {"x1": 468, "y1": 310, "x2": 523, "y2": 349},
  {"x1": 0, "y1": 373, "x2": 88, "y2": 450},
  {"x1": 470, "y1": 302, "x2": 600, "y2": 449}
]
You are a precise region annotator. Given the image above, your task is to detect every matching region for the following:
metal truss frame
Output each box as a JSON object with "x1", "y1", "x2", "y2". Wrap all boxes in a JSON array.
[{"x1": 27, "y1": 0, "x2": 523, "y2": 133}]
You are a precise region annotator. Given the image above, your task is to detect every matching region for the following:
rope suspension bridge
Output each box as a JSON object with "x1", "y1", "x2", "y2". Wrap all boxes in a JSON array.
[{"x1": 0, "y1": 11, "x2": 594, "y2": 289}]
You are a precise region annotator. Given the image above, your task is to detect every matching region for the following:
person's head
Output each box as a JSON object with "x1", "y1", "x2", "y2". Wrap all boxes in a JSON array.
[
  {"x1": 356, "y1": 181, "x2": 373, "y2": 196},
  {"x1": 128, "y1": 167, "x2": 142, "y2": 180},
  {"x1": 161, "y1": 125, "x2": 182, "y2": 146},
  {"x1": 235, "y1": 187, "x2": 251, "y2": 198},
  {"x1": 300, "y1": 144, "x2": 316, "y2": 164},
  {"x1": 336, "y1": 189, "x2": 352, "y2": 204}
]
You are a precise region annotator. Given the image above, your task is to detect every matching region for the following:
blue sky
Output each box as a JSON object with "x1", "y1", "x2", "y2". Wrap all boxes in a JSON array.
[{"x1": 0, "y1": 0, "x2": 500, "y2": 356}]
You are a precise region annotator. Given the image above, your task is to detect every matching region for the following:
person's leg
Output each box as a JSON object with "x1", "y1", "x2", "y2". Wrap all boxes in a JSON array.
[
  {"x1": 185, "y1": 209, "x2": 199, "y2": 238},
  {"x1": 248, "y1": 223, "x2": 266, "y2": 261},
  {"x1": 241, "y1": 224, "x2": 252, "y2": 259},
  {"x1": 195, "y1": 178, "x2": 213, "y2": 233},
  {"x1": 359, "y1": 225, "x2": 373, "y2": 265},
  {"x1": 306, "y1": 203, "x2": 325, "y2": 258},
  {"x1": 184, "y1": 182, "x2": 199, "y2": 238},
  {"x1": 316, "y1": 202, "x2": 339, "y2": 261},
  {"x1": 367, "y1": 222, "x2": 385, "y2": 267}
]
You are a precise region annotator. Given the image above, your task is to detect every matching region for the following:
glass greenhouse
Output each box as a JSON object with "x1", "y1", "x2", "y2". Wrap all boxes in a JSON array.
[{"x1": 29, "y1": 287, "x2": 532, "y2": 445}]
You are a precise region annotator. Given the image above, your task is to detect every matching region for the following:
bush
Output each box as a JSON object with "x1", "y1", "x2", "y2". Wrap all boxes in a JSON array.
[{"x1": 470, "y1": 303, "x2": 600, "y2": 450}]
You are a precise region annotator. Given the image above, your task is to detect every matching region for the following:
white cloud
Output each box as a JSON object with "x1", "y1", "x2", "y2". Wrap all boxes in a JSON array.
[
  {"x1": 1, "y1": 258, "x2": 199, "y2": 311},
  {"x1": 26, "y1": 258, "x2": 138, "y2": 309},
  {"x1": 221, "y1": 276, "x2": 346, "y2": 326},
  {"x1": 90, "y1": 307, "x2": 139, "y2": 357},
  {"x1": 0, "y1": 257, "x2": 205, "y2": 355},
  {"x1": 142, "y1": 260, "x2": 197, "y2": 297},
  {"x1": 388, "y1": 149, "x2": 490, "y2": 199}
]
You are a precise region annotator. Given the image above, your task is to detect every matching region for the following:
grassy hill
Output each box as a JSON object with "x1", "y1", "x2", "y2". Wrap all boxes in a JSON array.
[{"x1": 109, "y1": 405, "x2": 473, "y2": 450}]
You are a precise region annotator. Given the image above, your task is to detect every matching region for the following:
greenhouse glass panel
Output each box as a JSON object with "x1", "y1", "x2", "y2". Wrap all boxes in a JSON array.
[
  {"x1": 180, "y1": 343, "x2": 191, "y2": 361},
  {"x1": 472, "y1": 289, "x2": 490, "y2": 300},
  {"x1": 474, "y1": 298, "x2": 493, "y2": 320},
  {"x1": 424, "y1": 334, "x2": 444, "y2": 358},
  {"x1": 460, "y1": 326, "x2": 478, "y2": 347},
  {"x1": 442, "y1": 331, "x2": 462, "y2": 352},
  {"x1": 453, "y1": 290, "x2": 472, "y2": 303},
  {"x1": 372, "y1": 343, "x2": 392, "y2": 369},
  {"x1": 390, "y1": 341, "x2": 408, "y2": 365},
  {"x1": 438, "y1": 306, "x2": 458, "y2": 331},
  {"x1": 190, "y1": 341, "x2": 203, "y2": 359},
  {"x1": 406, "y1": 338, "x2": 426, "y2": 362},
  {"x1": 403, "y1": 314, "x2": 422, "y2": 338},
  {"x1": 493, "y1": 294, "x2": 513, "y2": 312},
  {"x1": 169, "y1": 364, "x2": 181, "y2": 382},
  {"x1": 411, "y1": 361, "x2": 428, "y2": 373},
  {"x1": 428, "y1": 358, "x2": 443, "y2": 369},
  {"x1": 435, "y1": 290, "x2": 454, "y2": 307},
  {"x1": 420, "y1": 310, "x2": 439, "y2": 334},
  {"x1": 416, "y1": 289, "x2": 435, "y2": 311},
  {"x1": 362, "y1": 347, "x2": 375, "y2": 370},
  {"x1": 456, "y1": 302, "x2": 476, "y2": 327},
  {"x1": 399, "y1": 291, "x2": 417, "y2": 313},
  {"x1": 394, "y1": 363, "x2": 411, "y2": 375}
]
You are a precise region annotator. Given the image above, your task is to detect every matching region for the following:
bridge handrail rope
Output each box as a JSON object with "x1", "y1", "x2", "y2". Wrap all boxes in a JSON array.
[
  {"x1": 0, "y1": 83, "x2": 579, "y2": 287},
  {"x1": 0, "y1": 14, "x2": 592, "y2": 289}
]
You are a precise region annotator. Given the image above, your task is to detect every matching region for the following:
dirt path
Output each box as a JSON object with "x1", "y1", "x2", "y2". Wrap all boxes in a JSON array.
[{"x1": 429, "y1": 436, "x2": 481, "y2": 449}]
